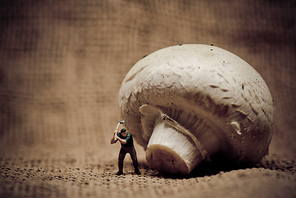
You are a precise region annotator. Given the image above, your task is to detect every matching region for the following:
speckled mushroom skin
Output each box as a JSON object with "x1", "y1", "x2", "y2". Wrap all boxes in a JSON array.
[{"x1": 119, "y1": 44, "x2": 275, "y2": 169}]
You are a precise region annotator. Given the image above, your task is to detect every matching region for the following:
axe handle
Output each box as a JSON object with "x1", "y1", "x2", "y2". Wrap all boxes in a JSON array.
[{"x1": 114, "y1": 122, "x2": 121, "y2": 141}]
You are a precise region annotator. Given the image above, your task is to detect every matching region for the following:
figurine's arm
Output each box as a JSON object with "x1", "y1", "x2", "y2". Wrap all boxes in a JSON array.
[
  {"x1": 110, "y1": 131, "x2": 118, "y2": 144},
  {"x1": 116, "y1": 135, "x2": 127, "y2": 145}
]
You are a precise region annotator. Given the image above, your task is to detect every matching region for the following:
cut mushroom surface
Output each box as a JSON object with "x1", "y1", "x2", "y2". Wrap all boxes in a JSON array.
[{"x1": 118, "y1": 44, "x2": 275, "y2": 176}]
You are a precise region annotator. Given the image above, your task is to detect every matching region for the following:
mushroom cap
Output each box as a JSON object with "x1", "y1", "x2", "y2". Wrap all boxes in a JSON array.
[{"x1": 119, "y1": 44, "x2": 274, "y2": 164}]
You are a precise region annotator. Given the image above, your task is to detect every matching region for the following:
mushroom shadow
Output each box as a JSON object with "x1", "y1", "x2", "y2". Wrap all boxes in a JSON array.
[
  {"x1": 138, "y1": 154, "x2": 255, "y2": 179},
  {"x1": 187, "y1": 154, "x2": 255, "y2": 178}
]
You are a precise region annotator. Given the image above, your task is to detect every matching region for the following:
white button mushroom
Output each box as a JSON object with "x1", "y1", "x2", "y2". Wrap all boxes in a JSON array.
[{"x1": 118, "y1": 44, "x2": 275, "y2": 176}]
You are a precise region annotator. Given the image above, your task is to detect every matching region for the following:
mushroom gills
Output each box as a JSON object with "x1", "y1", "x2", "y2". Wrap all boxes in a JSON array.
[{"x1": 140, "y1": 104, "x2": 221, "y2": 176}]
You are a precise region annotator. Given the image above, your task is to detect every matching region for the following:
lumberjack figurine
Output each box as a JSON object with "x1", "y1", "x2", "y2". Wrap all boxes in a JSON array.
[{"x1": 111, "y1": 128, "x2": 141, "y2": 175}]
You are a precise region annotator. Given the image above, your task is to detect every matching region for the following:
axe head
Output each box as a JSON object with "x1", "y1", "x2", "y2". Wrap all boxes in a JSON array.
[{"x1": 118, "y1": 120, "x2": 125, "y2": 124}]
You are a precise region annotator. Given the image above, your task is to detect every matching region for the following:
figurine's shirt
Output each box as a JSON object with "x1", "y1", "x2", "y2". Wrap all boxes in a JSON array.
[{"x1": 118, "y1": 132, "x2": 134, "y2": 147}]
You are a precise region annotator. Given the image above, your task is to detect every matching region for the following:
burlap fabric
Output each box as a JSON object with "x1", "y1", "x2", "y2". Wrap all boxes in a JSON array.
[{"x1": 0, "y1": 0, "x2": 295, "y2": 197}]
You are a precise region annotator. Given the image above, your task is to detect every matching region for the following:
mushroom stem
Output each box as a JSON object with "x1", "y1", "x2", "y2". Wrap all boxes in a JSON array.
[{"x1": 146, "y1": 112, "x2": 216, "y2": 176}]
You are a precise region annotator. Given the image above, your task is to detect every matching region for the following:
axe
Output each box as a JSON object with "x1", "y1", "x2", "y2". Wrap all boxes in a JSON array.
[{"x1": 114, "y1": 120, "x2": 125, "y2": 141}]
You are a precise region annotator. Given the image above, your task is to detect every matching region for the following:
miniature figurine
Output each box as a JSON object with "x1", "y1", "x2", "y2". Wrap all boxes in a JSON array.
[{"x1": 111, "y1": 128, "x2": 141, "y2": 175}]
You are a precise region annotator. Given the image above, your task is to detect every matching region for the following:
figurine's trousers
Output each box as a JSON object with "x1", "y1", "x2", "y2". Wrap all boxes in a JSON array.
[{"x1": 118, "y1": 146, "x2": 139, "y2": 171}]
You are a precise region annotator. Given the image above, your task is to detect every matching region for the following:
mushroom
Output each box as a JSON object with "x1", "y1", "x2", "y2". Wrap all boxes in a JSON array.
[{"x1": 118, "y1": 44, "x2": 275, "y2": 176}]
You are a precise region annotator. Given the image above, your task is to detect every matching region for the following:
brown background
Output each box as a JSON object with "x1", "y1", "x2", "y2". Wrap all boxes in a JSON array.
[{"x1": 0, "y1": 0, "x2": 296, "y2": 197}]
